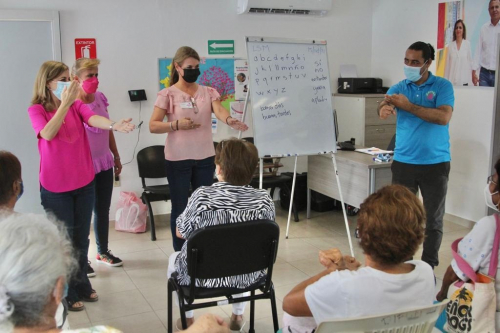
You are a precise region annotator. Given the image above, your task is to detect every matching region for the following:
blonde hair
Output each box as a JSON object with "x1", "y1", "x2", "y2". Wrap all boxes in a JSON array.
[
  {"x1": 170, "y1": 46, "x2": 200, "y2": 86},
  {"x1": 30, "y1": 61, "x2": 68, "y2": 111},
  {"x1": 71, "y1": 58, "x2": 100, "y2": 79}
]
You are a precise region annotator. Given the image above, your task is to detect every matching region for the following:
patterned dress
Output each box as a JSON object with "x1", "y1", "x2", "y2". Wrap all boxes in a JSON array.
[{"x1": 175, "y1": 182, "x2": 276, "y2": 288}]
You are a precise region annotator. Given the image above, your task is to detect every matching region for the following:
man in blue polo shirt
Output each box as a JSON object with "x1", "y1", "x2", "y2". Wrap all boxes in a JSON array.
[{"x1": 378, "y1": 41, "x2": 454, "y2": 269}]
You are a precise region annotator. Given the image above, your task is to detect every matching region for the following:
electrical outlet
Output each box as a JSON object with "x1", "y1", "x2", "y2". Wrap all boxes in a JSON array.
[{"x1": 114, "y1": 175, "x2": 121, "y2": 187}]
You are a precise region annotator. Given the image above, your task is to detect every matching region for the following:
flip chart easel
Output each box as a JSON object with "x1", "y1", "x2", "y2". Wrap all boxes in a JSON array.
[{"x1": 240, "y1": 36, "x2": 354, "y2": 256}]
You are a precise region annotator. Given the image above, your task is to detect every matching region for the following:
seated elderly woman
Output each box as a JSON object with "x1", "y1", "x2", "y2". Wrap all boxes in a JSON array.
[
  {"x1": 0, "y1": 213, "x2": 123, "y2": 333},
  {"x1": 167, "y1": 138, "x2": 276, "y2": 330},
  {"x1": 437, "y1": 157, "x2": 500, "y2": 330},
  {"x1": 282, "y1": 185, "x2": 436, "y2": 332}
]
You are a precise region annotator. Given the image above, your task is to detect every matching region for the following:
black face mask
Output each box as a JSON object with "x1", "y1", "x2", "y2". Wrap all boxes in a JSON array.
[{"x1": 181, "y1": 68, "x2": 200, "y2": 83}]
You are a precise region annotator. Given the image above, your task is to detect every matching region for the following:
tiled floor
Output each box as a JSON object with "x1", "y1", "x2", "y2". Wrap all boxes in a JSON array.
[{"x1": 67, "y1": 205, "x2": 471, "y2": 332}]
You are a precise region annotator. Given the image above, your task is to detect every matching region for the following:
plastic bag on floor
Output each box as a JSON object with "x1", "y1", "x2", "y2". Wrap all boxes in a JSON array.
[{"x1": 115, "y1": 191, "x2": 147, "y2": 233}]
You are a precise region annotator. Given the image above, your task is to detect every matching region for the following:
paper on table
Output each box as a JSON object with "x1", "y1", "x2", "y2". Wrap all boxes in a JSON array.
[{"x1": 355, "y1": 147, "x2": 393, "y2": 155}]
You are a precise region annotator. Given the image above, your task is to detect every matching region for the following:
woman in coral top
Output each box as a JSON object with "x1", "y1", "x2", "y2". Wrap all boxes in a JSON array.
[
  {"x1": 28, "y1": 61, "x2": 134, "y2": 311},
  {"x1": 149, "y1": 46, "x2": 248, "y2": 251}
]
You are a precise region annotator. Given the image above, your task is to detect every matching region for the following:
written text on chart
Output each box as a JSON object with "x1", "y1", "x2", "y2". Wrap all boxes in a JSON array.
[{"x1": 250, "y1": 44, "x2": 330, "y2": 121}]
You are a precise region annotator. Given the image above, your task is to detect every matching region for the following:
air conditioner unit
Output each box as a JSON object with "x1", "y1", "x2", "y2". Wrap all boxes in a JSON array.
[{"x1": 237, "y1": 0, "x2": 332, "y2": 16}]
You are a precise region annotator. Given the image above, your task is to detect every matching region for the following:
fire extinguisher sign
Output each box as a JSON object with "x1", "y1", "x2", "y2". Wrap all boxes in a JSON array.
[{"x1": 74, "y1": 38, "x2": 97, "y2": 59}]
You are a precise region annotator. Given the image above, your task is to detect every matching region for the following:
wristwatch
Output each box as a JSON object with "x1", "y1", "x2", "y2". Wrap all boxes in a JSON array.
[{"x1": 109, "y1": 122, "x2": 116, "y2": 131}]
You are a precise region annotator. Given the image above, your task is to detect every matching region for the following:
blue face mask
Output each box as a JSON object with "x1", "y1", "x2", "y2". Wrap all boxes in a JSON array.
[
  {"x1": 403, "y1": 61, "x2": 428, "y2": 82},
  {"x1": 17, "y1": 181, "x2": 23, "y2": 200},
  {"x1": 52, "y1": 81, "x2": 71, "y2": 100}
]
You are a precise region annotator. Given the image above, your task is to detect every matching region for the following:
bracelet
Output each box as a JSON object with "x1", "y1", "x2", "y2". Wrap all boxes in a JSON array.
[
  {"x1": 109, "y1": 122, "x2": 116, "y2": 131},
  {"x1": 170, "y1": 121, "x2": 175, "y2": 131},
  {"x1": 114, "y1": 156, "x2": 120, "y2": 160},
  {"x1": 176, "y1": 120, "x2": 179, "y2": 131},
  {"x1": 225, "y1": 116, "x2": 232, "y2": 124}
]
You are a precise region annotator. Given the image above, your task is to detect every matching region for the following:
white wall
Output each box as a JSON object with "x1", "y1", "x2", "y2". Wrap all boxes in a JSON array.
[
  {"x1": 371, "y1": 0, "x2": 495, "y2": 222},
  {"x1": 1, "y1": 0, "x2": 374, "y2": 216},
  {"x1": 448, "y1": 87, "x2": 493, "y2": 221},
  {"x1": 371, "y1": 0, "x2": 440, "y2": 87},
  {"x1": 0, "y1": 10, "x2": 61, "y2": 214}
]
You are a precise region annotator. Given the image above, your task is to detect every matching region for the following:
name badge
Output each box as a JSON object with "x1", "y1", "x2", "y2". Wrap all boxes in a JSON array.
[{"x1": 180, "y1": 102, "x2": 193, "y2": 109}]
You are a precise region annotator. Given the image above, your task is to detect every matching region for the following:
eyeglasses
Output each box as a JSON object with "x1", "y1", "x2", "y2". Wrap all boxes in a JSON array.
[
  {"x1": 488, "y1": 175, "x2": 497, "y2": 185},
  {"x1": 191, "y1": 97, "x2": 199, "y2": 114}
]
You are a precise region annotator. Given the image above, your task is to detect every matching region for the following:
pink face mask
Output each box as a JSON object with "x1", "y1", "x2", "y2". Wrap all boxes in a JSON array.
[{"x1": 81, "y1": 77, "x2": 99, "y2": 94}]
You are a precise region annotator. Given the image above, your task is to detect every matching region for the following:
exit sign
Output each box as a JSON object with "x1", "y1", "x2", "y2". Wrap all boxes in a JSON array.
[{"x1": 208, "y1": 40, "x2": 234, "y2": 55}]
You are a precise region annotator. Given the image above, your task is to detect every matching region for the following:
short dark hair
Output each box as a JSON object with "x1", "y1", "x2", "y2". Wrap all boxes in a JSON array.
[
  {"x1": 452, "y1": 20, "x2": 467, "y2": 41},
  {"x1": 0, "y1": 151, "x2": 22, "y2": 206},
  {"x1": 215, "y1": 138, "x2": 258, "y2": 186},
  {"x1": 357, "y1": 185, "x2": 426, "y2": 266},
  {"x1": 408, "y1": 41, "x2": 435, "y2": 61},
  {"x1": 495, "y1": 157, "x2": 500, "y2": 192}
]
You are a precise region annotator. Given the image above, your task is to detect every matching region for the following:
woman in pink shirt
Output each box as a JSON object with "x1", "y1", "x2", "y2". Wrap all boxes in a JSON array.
[
  {"x1": 72, "y1": 58, "x2": 123, "y2": 273},
  {"x1": 150, "y1": 46, "x2": 248, "y2": 250},
  {"x1": 28, "y1": 61, "x2": 134, "y2": 312}
]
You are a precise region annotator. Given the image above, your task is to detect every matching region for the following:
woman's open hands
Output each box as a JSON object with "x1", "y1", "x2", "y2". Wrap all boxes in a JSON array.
[
  {"x1": 227, "y1": 117, "x2": 248, "y2": 131},
  {"x1": 178, "y1": 117, "x2": 201, "y2": 130},
  {"x1": 60, "y1": 81, "x2": 80, "y2": 107},
  {"x1": 113, "y1": 118, "x2": 135, "y2": 133}
]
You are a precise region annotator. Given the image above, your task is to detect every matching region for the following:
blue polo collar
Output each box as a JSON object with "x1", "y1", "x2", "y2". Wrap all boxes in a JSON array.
[{"x1": 405, "y1": 71, "x2": 436, "y2": 87}]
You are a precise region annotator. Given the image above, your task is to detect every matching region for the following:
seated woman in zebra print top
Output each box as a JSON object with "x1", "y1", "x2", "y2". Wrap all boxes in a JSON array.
[{"x1": 167, "y1": 138, "x2": 276, "y2": 330}]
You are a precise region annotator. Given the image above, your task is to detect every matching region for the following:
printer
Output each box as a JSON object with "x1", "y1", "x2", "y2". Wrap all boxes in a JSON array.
[{"x1": 338, "y1": 77, "x2": 385, "y2": 94}]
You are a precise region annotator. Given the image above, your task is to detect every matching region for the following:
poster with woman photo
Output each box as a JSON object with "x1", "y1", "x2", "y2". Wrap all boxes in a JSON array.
[
  {"x1": 234, "y1": 59, "x2": 249, "y2": 100},
  {"x1": 437, "y1": 0, "x2": 499, "y2": 87}
]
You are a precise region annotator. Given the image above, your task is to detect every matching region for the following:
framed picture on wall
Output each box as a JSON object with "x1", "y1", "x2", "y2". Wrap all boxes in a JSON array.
[{"x1": 436, "y1": 0, "x2": 499, "y2": 87}]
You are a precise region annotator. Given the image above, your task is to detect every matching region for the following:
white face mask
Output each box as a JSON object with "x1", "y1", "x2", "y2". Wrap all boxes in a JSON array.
[{"x1": 484, "y1": 183, "x2": 499, "y2": 211}]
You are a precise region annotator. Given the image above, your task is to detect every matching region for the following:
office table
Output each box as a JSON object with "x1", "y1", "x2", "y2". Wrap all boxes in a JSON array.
[{"x1": 307, "y1": 150, "x2": 392, "y2": 218}]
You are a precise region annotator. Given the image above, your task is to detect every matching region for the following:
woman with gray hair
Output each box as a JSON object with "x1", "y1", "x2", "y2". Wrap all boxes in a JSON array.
[{"x1": 0, "y1": 214, "x2": 120, "y2": 333}]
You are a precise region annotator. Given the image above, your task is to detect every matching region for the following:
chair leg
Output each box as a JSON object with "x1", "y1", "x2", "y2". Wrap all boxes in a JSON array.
[
  {"x1": 142, "y1": 194, "x2": 156, "y2": 241},
  {"x1": 167, "y1": 281, "x2": 173, "y2": 333},
  {"x1": 249, "y1": 290, "x2": 256, "y2": 333},
  {"x1": 177, "y1": 292, "x2": 188, "y2": 330},
  {"x1": 269, "y1": 286, "x2": 279, "y2": 333},
  {"x1": 270, "y1": 187, "x2": 276, "y2": 200}
]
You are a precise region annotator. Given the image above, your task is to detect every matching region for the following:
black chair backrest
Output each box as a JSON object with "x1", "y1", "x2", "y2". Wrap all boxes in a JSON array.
[
  {"x1": 137, "y1": 146, "x2": 168, "y2": 183},
  {"x1": 186, "y1": 219, "x2": 279, "y2": 279}
]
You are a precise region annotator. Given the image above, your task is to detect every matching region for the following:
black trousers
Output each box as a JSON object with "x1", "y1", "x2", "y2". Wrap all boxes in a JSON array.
[{"x1": 391, "y1": 160, "x2": 450, "y2": 268}]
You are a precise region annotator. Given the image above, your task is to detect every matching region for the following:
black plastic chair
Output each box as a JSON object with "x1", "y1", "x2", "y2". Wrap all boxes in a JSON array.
[
  {"x1": 167, "y1": 219, "x2": 280, "y2": 333},
  {"x1": 243, "y1": 137, "x2": 299, "y2": 222},
  {"x1": 137, "y1": 145, "x2": 170, "y2": 241}
]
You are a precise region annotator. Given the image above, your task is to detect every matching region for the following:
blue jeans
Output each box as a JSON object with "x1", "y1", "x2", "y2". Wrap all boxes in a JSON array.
[
  {"x1": 93, "y1": 168, "x2": 114, "y2": 254},
  {"x1": 165, "y1": 156, "x2": 215, "y2": 251},
  {"x1": 479, "y1": 67, "x2": 495, "y2": 87},
  {"x1": 41, "y1": 180, "x2": 95, "y2": 303}
]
